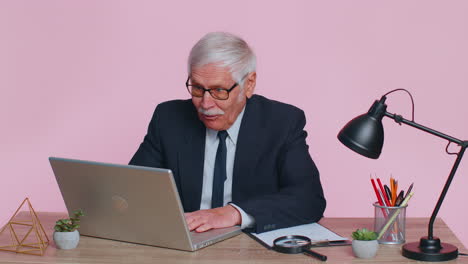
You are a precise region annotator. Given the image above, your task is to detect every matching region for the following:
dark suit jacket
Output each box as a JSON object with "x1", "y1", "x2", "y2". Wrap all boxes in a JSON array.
[{"x1": 129, "y1": 94, "x2": 326, "y2": 233}]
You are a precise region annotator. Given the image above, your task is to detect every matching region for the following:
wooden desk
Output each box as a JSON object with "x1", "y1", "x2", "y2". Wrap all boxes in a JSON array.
[{"x1": 1, "y1": 212, "x2": 467, "y2": 263}]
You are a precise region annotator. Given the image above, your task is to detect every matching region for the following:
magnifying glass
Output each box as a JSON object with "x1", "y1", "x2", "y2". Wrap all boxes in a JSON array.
[{"x1": 273, "y1": 235, "x2": 328, "y2": 261}]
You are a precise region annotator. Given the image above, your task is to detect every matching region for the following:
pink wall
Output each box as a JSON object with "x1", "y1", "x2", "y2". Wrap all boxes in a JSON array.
[{"x1": 1, "y1": 1, "x2": 467, "y2": 248}]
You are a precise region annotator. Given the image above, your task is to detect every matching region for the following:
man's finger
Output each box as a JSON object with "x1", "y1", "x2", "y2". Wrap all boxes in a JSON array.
[
  {"x1": 187, "y1": 216, "x2": 205, "y2": 231},
  {"x1": 185, "y1": 216, "x2": 195, "y2": 226},
  {"x1": 184, "y1": 212, "x2": 194, "y2": 219},
  {"x1": 195, "y1": 223, "x2": 212, "y2": 233},
  {"x1": 185, "y1": 213, "x2": 196, "y2": 222},
  {"x1": 185, "y1": 212, "x2": 202, "y2": 226}
]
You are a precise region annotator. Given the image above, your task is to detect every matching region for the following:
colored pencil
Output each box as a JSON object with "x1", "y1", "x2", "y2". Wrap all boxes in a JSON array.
[{"x1": 377, "y1": 178, "x2": 391, "y2": 206}]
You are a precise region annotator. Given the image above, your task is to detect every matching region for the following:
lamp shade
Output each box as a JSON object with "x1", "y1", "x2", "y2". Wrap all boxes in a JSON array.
[{"x1": 337, "y1": 98, "x2": 388, "y2": 159}]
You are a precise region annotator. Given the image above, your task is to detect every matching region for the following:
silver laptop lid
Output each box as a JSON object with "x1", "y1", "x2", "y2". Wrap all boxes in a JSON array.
[{"x1": 50, "y1": 157, "x2": 194, "y2": 251}]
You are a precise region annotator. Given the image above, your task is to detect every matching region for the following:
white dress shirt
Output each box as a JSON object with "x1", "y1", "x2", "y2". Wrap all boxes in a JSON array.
[{"x1": 199, "y1": 107, "x2": 255, "y2": 229}]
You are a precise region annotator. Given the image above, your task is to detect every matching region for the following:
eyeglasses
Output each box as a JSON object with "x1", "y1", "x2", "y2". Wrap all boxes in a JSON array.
[{"x1": 185, "y1": 77, "x2": 239, "y2": 100}]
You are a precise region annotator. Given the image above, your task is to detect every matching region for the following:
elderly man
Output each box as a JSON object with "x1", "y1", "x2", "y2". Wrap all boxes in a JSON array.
[{"x1": 130, "y1": 32, "x2": 325, "y2": 234}]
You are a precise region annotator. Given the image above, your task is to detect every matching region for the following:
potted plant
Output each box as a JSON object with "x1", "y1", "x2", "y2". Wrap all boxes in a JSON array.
[
  {"x1": 351, "y1": 228, "x2": 379, "y2": 259},
  {"x1": 53, "y1": 209, "x2": 84, "y2": 249}
]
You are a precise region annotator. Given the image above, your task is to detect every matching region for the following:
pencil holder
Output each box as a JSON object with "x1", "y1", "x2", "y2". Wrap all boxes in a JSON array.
[{"x1": 373, "y1": 202, "x2": 407, "y2": 244}]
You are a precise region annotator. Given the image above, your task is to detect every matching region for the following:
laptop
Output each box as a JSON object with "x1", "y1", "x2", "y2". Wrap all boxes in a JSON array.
[{"x1": 49, "y1": 157, "x2": 241, "y2": 251}]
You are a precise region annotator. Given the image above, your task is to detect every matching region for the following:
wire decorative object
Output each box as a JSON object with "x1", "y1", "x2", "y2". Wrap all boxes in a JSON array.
[{"x1": 0, "y1": 198, "x2": 49, "y2": 256}]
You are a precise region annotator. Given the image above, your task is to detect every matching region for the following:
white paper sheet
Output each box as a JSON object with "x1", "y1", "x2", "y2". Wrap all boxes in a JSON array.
[{"x1": 251, "y1": 223, "x2": 348, "y2": 247}]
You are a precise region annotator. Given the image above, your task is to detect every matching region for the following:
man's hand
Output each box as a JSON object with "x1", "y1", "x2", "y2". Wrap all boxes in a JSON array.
[{"x1": 184, "y1": 205, "x2": 241, "y2": 232}]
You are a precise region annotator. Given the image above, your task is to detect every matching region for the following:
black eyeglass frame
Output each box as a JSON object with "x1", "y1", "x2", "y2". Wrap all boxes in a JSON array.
[{"x1": 185, "y1": 76, "x2": 240, "y2": 100}]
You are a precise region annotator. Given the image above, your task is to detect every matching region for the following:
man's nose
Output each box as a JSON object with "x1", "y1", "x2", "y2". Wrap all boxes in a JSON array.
[{"x1": 200, "y1": 91, "x2": 215, "y2": 108}]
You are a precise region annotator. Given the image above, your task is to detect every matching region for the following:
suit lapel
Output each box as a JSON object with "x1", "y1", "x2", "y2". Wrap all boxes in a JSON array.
[
  {"x1": 178, "y1": 109, "x2": 206, "y2": 212},
  {"x1": 232, "y1": 97, "x2": 261, "y2": 202}
]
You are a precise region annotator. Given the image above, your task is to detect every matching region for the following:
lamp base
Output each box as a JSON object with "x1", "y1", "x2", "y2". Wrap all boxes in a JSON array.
[{"x1": 402, "y1": 236, "x2": 458, "y2": 262}]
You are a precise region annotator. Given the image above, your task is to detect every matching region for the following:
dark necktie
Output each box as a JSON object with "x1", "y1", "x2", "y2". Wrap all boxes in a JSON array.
[{"x1": 211, "y1": 130, "x2": 228, "y2": 208}]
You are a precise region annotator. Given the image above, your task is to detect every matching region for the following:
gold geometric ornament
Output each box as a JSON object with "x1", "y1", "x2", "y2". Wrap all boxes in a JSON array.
[{"x1": 0, "y1": 198, "x2": 49, "y2": 256}]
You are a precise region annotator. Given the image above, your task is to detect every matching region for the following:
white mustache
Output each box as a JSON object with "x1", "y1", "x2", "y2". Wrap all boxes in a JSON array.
[{"x1": 198, "y1": 107, "x2": 225, "y2": 116}]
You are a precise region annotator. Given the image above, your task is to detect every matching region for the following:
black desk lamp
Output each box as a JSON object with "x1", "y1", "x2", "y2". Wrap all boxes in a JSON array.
[{"x1": 337, "y1": 89, "x2": 467, "y2": 262}]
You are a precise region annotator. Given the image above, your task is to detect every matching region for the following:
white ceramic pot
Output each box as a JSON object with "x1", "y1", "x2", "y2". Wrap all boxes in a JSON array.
[
  {"x1": 53, "y1": 230, "x2": 80, "y2": 249},
  {"x1": 352, "y1": 239, "x2": 379, "y2": 259}
]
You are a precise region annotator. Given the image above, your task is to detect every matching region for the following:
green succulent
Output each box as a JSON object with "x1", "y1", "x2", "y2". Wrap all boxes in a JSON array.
[
  {"x1": 351, "y1": 228, "x2": 378, "y2": 241},
  {"x1": 54, "y1": 209, "x2": 84, "y2": 232}
]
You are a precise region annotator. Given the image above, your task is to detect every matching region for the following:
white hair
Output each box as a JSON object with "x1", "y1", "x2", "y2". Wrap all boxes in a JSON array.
[{"x1": 188, "y1": 32, "x2": 256, "y2": 87}]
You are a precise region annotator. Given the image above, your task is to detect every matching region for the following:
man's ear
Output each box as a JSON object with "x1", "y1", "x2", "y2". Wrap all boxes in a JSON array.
[{"x1": 244, "y1": 72, "x2": 256, "y2": 99}]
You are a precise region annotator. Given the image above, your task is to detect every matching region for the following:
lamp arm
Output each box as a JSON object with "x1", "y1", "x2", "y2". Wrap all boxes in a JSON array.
[
  {"x1": 384, "y1": 112, "x2": 463, "y2": 145},
  {"x1": 426, "y1": 147, "x2": 466, "y2": 239},
  {"x1": 384, "y1": 111, "x2": 468, "y2": 239}
]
